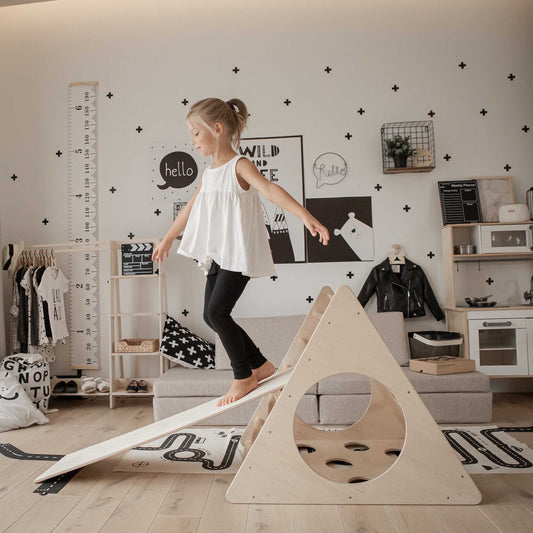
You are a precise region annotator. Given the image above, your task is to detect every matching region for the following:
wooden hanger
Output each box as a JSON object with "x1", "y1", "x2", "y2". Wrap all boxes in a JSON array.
[{"x1": 388, "y1": 243, "x2": 405, "y2": 264}]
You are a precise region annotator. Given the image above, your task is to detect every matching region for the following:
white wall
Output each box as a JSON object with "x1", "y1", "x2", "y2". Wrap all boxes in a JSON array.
[{"x1": 1, "y1": 0, "x2": 532, "y2": 389}]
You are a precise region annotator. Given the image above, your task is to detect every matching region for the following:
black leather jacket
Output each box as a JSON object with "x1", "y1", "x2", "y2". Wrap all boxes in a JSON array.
[{"x1": 357, "y1": 258, "x2": 444, "y2": 321}]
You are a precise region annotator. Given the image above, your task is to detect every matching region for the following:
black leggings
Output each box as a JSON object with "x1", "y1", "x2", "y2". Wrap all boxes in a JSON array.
[{"x1": 203, "y1": 260, "x2": 267, "y2": 379}]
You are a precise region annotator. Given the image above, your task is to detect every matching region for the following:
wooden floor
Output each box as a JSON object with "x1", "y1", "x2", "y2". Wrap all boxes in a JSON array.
[{"x1": 0, "y1": 393, "x2": 532, "y2": 533}]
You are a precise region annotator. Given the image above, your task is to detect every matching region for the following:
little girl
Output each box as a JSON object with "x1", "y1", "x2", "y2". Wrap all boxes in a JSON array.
[{"x1": 152, "y1": 97, "x2": 329, "y2": 406}]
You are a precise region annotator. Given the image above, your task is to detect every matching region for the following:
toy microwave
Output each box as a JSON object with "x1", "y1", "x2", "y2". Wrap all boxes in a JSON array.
[{"x1": 473, "y1": 223, "x2": 533, "y2": 254}]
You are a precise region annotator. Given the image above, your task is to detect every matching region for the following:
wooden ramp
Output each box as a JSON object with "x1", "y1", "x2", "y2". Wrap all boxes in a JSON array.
[{"x1": 34, "y1": 370, "x2": 292, "y2": 483}]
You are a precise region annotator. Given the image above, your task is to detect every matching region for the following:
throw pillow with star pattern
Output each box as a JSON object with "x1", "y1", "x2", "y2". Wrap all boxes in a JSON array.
[{"x1": 159, "y1": 315, "x2": 215, "y2": 369}]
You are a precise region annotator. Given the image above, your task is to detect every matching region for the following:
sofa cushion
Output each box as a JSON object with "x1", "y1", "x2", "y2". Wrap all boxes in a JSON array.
[
  {"x1": 319, "y1": 392, "x2": 493, "y2": 424},
  {"x1": 215, "y1": 311, "x2": 410, "y2": 370},
  {"x1": 215, "y1": 315, "x2": 306, "y2": 370},
  {"x1": 317, "y1": 368, "x2": 490, "y2": 395},
  {"x1": 368, "y1": 312, "x2": 410, "y2": 367},
  {"x1": 154, "y1": 366, "x2": 318, "y2": 397}
]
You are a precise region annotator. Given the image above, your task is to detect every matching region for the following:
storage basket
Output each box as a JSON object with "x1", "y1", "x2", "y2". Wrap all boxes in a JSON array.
[
  {"x1": 408, "y1": 331, "x2": 462, "y2": 359},
  {"x1": 114, "y1": 338, "x2": 159, "y2": 353}
]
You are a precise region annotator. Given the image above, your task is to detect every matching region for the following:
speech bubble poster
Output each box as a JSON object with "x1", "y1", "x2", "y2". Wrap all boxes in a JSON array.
[
  {"x1": 149, "y1": 143, "x2": 209, "y2": 204},
  {"x1": 305, "y1": 197, "x2": 374, "y2": 262},
  {"x1": 240, "y1": 136, "x2": 306, "y2": 264}
]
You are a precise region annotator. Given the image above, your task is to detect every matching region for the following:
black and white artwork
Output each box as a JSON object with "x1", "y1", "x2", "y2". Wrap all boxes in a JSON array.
[
  {"x1": 240, "y1": 136, "x2": 305, "y2": 263},
  {"x1": 312, "y1": 152, "x2": 347, "y2": 188},
  {"x1": 306, "y1": 197, "x2": 374, "y2": 262},
  {"x1": 149, "y1": 143, "x2": 208, "y2": 203}
]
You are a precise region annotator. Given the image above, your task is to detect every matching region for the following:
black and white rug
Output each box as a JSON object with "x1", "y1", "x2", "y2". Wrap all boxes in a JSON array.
[{"x1": 113, "y1": 425, "x2": 533, "y2": 475}]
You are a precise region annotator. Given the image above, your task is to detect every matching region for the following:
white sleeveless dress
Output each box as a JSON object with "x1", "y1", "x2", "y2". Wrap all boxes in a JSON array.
[{"x1": 177, "y1": 155, "x2": 276, "y2": 278}]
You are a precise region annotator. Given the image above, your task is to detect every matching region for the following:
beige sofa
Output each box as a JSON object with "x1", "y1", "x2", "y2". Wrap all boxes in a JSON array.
[{"x1": 153, "y1": 312, "x2": 492, "y2": 425}]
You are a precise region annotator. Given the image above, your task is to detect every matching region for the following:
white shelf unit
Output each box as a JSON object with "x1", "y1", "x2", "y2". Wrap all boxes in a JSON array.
[{"x1": 108, "y1": 239, "x2": 169, "y2": 408}]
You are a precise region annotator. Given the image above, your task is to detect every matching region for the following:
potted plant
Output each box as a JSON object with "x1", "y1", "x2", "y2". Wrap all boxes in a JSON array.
[{"x1": 384, "y1": 135, "x2": 416, "y2": 168}]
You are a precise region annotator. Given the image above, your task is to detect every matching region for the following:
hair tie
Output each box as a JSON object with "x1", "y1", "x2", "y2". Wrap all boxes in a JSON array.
[{"x1": 226, "y1": 101, "x2": 238, "y2": 113}]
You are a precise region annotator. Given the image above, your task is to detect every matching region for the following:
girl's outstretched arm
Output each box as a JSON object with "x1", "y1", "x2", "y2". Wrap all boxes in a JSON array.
[{"x1": 237, "y1": 159, "x2": 329, "y2": 245}]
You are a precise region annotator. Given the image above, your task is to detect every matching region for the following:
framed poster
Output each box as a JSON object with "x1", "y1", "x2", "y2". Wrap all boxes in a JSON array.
[
  {"x1": 305, "y1": 197, "x2": 374, "y2": 262},
  {"x1": 240, "y1": 135, "x2": 305, "y2": 263},
  {"x1": 472, "y1": 176, "x2": 514, "y2": 223}
]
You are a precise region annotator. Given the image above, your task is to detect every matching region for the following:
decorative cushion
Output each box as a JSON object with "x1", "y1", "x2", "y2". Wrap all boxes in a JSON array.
[
  {"x1": 0, "y1": 354, "x2": 51, "y2": 411},
  {"x1": 0, "y1": 372, "x2": 49, "y2": 432},
  {"x1": 160, "y1": 315, "x2": 215, "y2": 369}
]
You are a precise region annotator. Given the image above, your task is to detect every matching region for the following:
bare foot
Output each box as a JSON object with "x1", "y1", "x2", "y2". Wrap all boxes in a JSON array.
[
  {"x1": 252, "y1": 360, "x2": 275, "y2": 382},
  {"x1": 217, "y1": 374, "x2": 258, "y2": 407}
]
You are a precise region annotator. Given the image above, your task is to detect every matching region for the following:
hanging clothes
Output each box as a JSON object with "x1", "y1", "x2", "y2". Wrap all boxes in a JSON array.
[
  {"x1": 357, "y1": 257, "x2": 444, "y2": 321},
  {"x1": 7, "y1": 249, "x2": 67, "y2": 360},
  {"x1": 37, "y1": 267, "x2": 69, "y2": 344}
]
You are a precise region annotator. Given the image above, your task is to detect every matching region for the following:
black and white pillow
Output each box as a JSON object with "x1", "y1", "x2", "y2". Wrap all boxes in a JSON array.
[{"x1": 160, "y1": 315, "x2": 215, "y2": 369}]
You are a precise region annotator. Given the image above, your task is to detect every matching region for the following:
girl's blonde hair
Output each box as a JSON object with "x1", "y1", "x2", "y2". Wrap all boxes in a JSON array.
[{"x1": 186, "y1": 97, "x2": 248, "y2": 150}]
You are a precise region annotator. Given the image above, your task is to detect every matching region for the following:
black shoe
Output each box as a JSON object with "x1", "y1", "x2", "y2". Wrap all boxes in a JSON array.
[
  {"x1": 65, "y1": 380, "x2": 78, "y2": 394},
  {"x1": 53, "y1": 381, "x2": 66, "y2": 394},
  {"x1": 126, "y1": 379, "x2": 138, "y2": 393}
]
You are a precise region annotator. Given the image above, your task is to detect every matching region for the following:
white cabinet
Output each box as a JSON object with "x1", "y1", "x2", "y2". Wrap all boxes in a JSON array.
[{"x1": 467, "y1": 310, "x2": 533, "y2": 376}]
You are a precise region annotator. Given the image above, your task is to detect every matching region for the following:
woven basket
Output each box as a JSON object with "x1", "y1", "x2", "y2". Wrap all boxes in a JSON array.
[{"x1": 114, "y1": 338, "x2": 159, "y2": 353}]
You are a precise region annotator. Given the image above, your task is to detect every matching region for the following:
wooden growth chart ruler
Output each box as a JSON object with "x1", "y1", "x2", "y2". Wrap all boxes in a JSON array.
[{"x1": 67, "y1": 82, "x2": 101, "y2": 370}]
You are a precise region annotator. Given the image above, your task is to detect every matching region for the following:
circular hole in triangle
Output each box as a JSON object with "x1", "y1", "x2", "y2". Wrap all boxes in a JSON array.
[
  {"x1": 297, "y1": 445, "x2": 316, "y2": 455},
  {"x1": 345, "y1": 442, "x2": 369, "y2": 451},
  {"x1": 385, "y1": 449, "x2": 402, "y2": 458},
  {"x1": 326, "y1": 459, "x2": 352, "y2": 469},
  {"x1": 293, "y1": 372, "x2": 406, "y2": 484}
]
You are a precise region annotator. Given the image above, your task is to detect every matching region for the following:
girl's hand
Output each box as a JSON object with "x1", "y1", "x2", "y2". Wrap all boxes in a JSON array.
[
  {"x1": 303, "y1": 214, "x2": 330, "y2": 246},
  {"x1": 152, "y1": 239, "x2": 172, "y2": 263}
]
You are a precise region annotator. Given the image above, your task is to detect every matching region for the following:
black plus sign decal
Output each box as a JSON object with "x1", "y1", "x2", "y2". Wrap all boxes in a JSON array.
[
  {"x1": 427, "y1": 251, "x2": 435, "y2": 259},
  {"x1": 357, "y1": 107, "x2": 365, "y2": 115},
  {"x1": 154, "y1": 209, "x2": 161, "y2": 216},
  {"x1": 181, "y1": 99, "x2": 189, "y2": 106},
  {"x1": 110, "y1": 187, "x2": 116, "y2": 193},
  {"x1": 324, "y1": 66, "x2": 332, "y2": 73},
  {"x1": 504, "y1": 164, "x2": 511, "y2": 172},
  {"x1": 480, "y1": 108, "x2": 488, "y2": 116},
  {"x1": 428, "y1": 110, "x2": 435, "y2": 117},
  {"x1": 486, "y1": 277, "x2": 494, "y2": 285},
  {"x1": 375, "y1": 183, "x2": 382, "y2": 191},
  {"x1": 128, "y1": 232, "x2": 135, "y2": 239},
  {"x1": 306, "y1": 296, "x2": 314, "y2": 303},
  {"x1": 459, "y1": 61, "x2": 466, "y2": 69},
  {"x1": 42, "y1": 218, "x2": 49, "y2": 225},
  {"x1": 523, "y1": 125, "x2": 530, "y2": 133},
  {"x1": 508, "y1": 73, "x2": 516, "y2": 81},
  {"x1": 182, "y1": 309, "x2": 189, "y2": 316},
  {"x1": 345, "y1": 132, "x2": 352, "y2": 140},
  {"x1": 443, "y1": 154, "x2": 452, "y2": 161},
  {"x1": 347, "y1": 271, "x2": 354, "y2": 279},
  {"x1": 136, "y1": 126, "x2": 143, "y2": 133},
  {"x1": 11, "y1": 174, "x2": 17, "y2": 181},
  {"x1": 56, "y1": 150, "x2": 62, "y2": 157},
  {"x1": 106, "y1": 92, "x2": 113, "y2": 99},
  {"x1": 392, "y1": 84, "x2": 399, "y2": 92},
  {"x1": 284, "y1": 99, "x2": 291, "y2": 106},
  {"x1": 270, "y1": 275, "x2": 278, "y2": 281},
  {"x1": 232, "y1": 66, "x2": 240, "y2": 74},
  {"x1": 403, "y1": 205, "x2": 411, "y2": 212}
]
